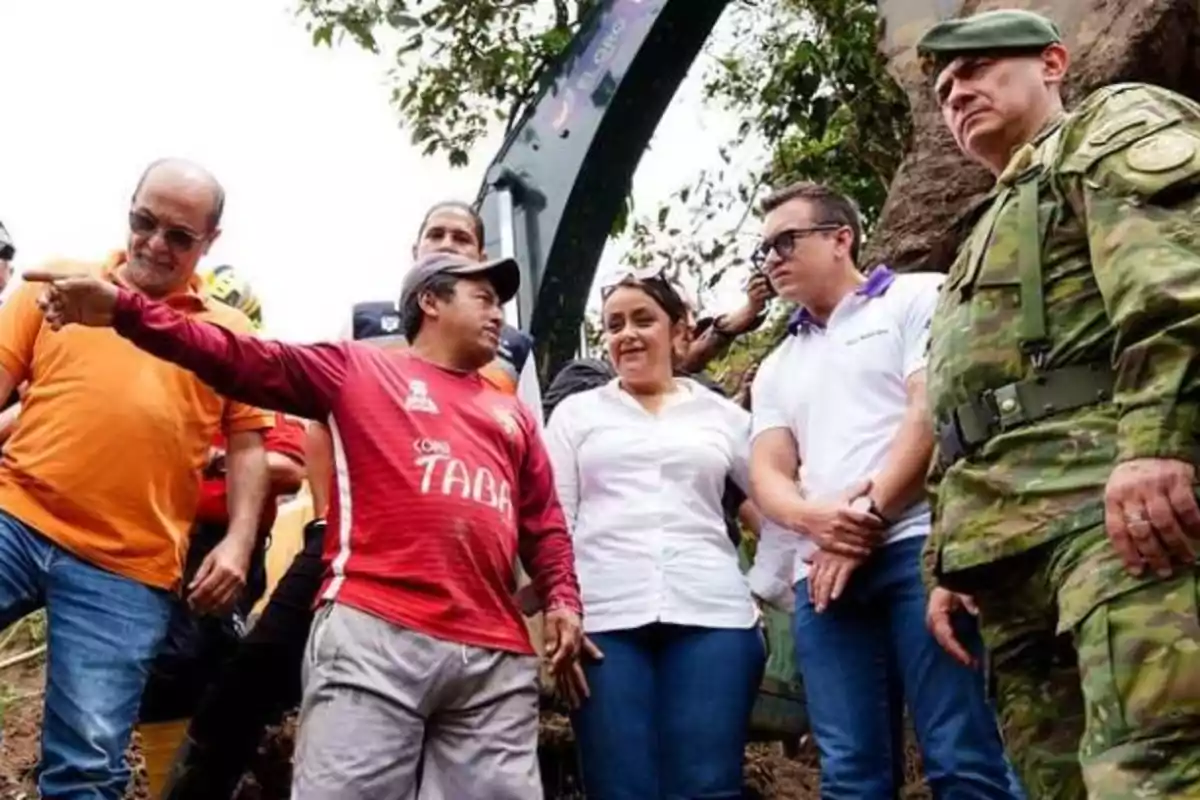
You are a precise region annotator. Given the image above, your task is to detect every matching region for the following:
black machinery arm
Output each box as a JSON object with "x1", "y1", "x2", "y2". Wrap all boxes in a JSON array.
[{"x1": 474, "y1": 0, "x2": 731, "y2": 379}]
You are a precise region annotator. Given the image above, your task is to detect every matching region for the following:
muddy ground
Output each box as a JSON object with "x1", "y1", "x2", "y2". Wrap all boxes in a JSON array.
[{"x1": 1, "y1": 662, "x2": 932, "y2": 799}]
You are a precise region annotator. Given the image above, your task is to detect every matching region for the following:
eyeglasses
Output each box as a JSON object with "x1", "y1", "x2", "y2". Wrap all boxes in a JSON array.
[
  {"x1": 128, "y1": 210, "x2": 204, "y2": 252},
  {"x1": 751, "y1": 224, "x2": 844, "y2": 270}
]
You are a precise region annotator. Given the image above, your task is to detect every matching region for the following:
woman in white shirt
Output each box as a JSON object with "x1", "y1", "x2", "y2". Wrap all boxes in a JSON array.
[{"x1": 545, "y1": 271, "x2": 765, "y2": 800}]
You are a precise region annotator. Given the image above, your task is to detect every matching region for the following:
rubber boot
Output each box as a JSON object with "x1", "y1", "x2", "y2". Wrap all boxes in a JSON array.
[{"x1": 137, "y1": 719, "x2": 191, "y2": 798}]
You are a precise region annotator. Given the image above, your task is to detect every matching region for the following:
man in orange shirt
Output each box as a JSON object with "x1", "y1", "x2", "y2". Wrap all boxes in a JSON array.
[{"x1": 0, "y1": 159, "x2": 272, "y2": 800}]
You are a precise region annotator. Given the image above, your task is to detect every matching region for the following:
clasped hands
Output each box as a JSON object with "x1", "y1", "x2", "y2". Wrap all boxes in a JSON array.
[{"x1": 795, "y1": 479, "x2": 887, "y2": 613}]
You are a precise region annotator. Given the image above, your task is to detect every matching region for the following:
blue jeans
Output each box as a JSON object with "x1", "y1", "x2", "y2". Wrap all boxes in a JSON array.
[
  {"x1": 571, "y1": 623, "x2": 766, "y2": 800},
  {"x1": 0, "y1": 511, "x2": 172, "y2": 799},
  {"x1": 793, "y1": 535, "x2": 1024, "y2": 800}
]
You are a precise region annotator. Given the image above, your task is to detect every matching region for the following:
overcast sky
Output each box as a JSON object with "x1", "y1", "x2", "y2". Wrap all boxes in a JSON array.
[{"x1": 0, "y1": 0, "x2": 760, "y2": 342}]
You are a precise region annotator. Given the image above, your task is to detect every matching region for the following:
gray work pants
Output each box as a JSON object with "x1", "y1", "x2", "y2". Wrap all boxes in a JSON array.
[{"x1": 291, "y1": 602, "x2": 542, "y2": 800}]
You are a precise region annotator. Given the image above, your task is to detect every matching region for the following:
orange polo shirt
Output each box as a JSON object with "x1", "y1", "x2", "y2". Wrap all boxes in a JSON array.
[{"x1": 0, "y1": 252, "x2": 273, "y2": 591}]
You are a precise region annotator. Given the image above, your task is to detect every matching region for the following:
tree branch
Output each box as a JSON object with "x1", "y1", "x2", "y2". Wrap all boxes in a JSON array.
[{"x1": 0, "y1": 644, "x2": 45, "y2": 672}]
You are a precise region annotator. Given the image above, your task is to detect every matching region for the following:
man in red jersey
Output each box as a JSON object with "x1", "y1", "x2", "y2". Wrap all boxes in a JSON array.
[{"x1": 29, "y1": 251, "x2": 583, "y2": 800}]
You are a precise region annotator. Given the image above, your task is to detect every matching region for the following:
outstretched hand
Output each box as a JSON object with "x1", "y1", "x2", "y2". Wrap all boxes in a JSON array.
[{"x1": 25, "y1": 271, "x2": 120, "y2": 330}]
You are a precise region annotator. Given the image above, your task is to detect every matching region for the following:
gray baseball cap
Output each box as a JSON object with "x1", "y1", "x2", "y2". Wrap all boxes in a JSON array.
[{"x1": 399, "y1": 252, "x2": 521, "y2": 313}]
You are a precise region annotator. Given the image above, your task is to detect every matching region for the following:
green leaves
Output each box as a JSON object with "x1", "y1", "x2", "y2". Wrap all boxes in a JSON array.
[
  {"x1": 704, "y1": 0, "x2": 909, "y2": 226},
  {"x1": 299, "y1": 0, "x2": 591, "y2": 165},
  {"x1": 296, "y1": 0, "x2": 907, "y2": 224},
  {"x1": 296, "y1": 0, "x2": 912, "y2": 380}
]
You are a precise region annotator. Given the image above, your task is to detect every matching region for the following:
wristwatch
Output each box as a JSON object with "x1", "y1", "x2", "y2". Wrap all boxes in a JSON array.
[{"x1": 866, "y1": 498, "x2": 893, "y2": 526}]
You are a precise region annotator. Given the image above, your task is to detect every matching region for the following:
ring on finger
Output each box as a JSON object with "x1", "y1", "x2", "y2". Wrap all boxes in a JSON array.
[{"x1": 1128, "y1": 521, "x2": 1155, "y2": 543}]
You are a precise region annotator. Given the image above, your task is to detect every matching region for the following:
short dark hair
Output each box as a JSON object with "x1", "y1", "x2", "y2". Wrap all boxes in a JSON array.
[
  {"x1": 132, "y1": 158, "x2": 226, "y2": 232},
  {"x1": 417, "y1": 201, "x2": 485, "y2": 248},
  {"x1": 602, "y1": 275, "x2": 689, "y2": 324},
  {"x1": 760, "y1": 181, "x2": 863, "y2": 263},
  {"x1": 401, "y1": 272, "x2": 460, "y2": 341}
]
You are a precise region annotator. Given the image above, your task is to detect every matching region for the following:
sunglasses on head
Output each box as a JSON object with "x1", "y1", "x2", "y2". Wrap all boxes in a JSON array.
[
  {"x1": 128, "y1": 210, "x2": 204, "y2": 252},
  {"x1": 600, "y1": 266, "x2": 694, "y2": 323},
  {"x1": 750, "y1": 223, "x2": 844, "y2": 270},
  {"x1": 599, "y1": 265, "x2": 681, "y2": 299}
]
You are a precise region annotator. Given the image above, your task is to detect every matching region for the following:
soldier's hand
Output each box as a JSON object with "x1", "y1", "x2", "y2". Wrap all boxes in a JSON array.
[
  {"x1": 926, "y1": 587, "x2": 980, "y2": 668},
  {"x1": 804, "y1": 550, "x2": 863, "y2": 612},
  {"x1": 1105, "y1": 458, "x2": 1200, "y2": 577},
  {"x1": 25, "y1": 271, "x2": 120, "y2": 330},
  {"x1": 795, "y1": 479, "x2": 885, "y2": 558}
]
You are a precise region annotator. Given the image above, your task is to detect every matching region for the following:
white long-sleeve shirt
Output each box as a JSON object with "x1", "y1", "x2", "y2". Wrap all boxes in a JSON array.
[{"x1": 543, "y1": 378, "x2": 759, "y2": 633}]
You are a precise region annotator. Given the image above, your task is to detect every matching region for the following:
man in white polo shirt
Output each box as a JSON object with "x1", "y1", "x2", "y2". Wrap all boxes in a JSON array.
[{"x1": 747, "y1": 181, "x2": 1021, "y2": 798}]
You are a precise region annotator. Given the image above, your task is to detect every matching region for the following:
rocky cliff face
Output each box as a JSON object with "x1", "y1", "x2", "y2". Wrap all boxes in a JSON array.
[{"x1": 865, "y1": 0, "x2": 1200, "y2": 273}]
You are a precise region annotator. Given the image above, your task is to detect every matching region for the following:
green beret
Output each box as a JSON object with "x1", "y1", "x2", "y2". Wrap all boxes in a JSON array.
[{"x1": 917, "y1": 10, "x2": 1062, "y2": 57}]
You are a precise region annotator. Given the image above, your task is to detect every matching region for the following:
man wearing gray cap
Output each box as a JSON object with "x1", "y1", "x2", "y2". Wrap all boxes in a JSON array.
[
  {"x1": 917, "y1": 9, "x2": 1200, "y2": 798},
  {"x1": 26, "y1": 250, "x2": 585, "y2": 800}
]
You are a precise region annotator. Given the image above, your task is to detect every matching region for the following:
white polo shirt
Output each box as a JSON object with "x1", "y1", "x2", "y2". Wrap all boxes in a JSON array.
[
  {"x1": 543, "y1": 378, "x2": 758, "y2": 633},
  {"x1": 747, "y1": 267, "x2": 943, "y2": 606}
]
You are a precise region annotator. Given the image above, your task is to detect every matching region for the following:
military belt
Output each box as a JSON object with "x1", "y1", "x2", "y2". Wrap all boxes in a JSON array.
[{"x1": 936, "y1": 363, "x2": 1114, "y2": 468}]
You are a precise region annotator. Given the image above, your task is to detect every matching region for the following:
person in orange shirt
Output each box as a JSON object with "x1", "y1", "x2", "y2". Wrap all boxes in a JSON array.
[{"x1": 0, "y1": 159, "x2": 272, "y2": 800}]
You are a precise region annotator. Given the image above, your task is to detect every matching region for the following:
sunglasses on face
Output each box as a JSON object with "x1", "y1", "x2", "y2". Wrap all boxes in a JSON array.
[
  {"x1": 128, "y1": 210, "x2": 204, "y2": 252},
  {"x1": 751, "y1": 224, "x2": 844, "y2": 270},
  {"x1": 0, "y1": 245, "x2": 13, "y2": 262}
]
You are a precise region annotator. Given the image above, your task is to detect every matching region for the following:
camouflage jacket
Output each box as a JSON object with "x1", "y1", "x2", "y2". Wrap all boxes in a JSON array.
[{"x1": 925, "y1": 83, "x2": 1200, "y2": 579}]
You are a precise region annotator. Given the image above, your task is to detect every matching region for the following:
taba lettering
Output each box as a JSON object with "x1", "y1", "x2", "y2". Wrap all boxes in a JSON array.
[{"x1": 415, "y1": 454, "x2": 513, "y2": 519}]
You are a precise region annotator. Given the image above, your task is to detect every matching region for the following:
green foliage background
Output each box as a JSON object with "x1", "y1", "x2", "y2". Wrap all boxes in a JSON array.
[{"x1": 297, "y1": 0, "x2": 912, "y2": 387}]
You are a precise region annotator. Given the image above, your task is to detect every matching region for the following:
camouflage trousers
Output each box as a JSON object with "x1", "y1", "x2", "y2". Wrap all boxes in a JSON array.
[{"x1": 944, "y1": 523, "x2": 1200, "y2": 799}]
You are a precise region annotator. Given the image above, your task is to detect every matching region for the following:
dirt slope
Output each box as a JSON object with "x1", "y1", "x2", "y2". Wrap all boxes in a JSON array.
[{"x1": 0, "y1": 662, "x2": 933, "y2": 800}]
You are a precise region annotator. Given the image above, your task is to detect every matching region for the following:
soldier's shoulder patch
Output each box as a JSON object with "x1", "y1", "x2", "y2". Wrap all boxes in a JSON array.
[
  {"x1": 1085, "y1": 115, "x2": 1152, "y2": 148},
  {"x1": 1125, "y1": 129, "x2": 1198, "y2": 174},
  {"x1": 1059, "y1": 84, "x2": 1193, "y2": 175}
]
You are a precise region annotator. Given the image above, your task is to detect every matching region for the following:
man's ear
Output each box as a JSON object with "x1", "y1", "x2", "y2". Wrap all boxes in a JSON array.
[
  {"x1": 1042, "y1": 43, "x2": 1069, "y2": 85},
  {"x1": 202, "y1": 228, "x2": 222, "y2": 256},
  {"x1": 835, "y1": 226, "x2": 855, "y2": 259},
  {"x1": 417, "y1": 289, "x2": 441, "y2": 322},
  {"x1": 411, "y1": 244, "x2": 419, "y2": 260}
]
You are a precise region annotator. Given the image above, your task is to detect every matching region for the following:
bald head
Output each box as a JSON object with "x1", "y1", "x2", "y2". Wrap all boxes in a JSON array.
[
  {"x1": 124, "y1": 158, "x2": 225, "y2": 298},
  {"x1": 133, "y1": 158, "x2": 225, "y2": 231}
]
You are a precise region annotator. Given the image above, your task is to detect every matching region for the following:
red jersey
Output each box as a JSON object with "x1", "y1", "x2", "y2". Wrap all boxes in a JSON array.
[
  {"x1": 195, "y1": 413, "x2": 307, "y2": 530},
  {"x1": 111, "y1": 289, "x2": 581, "y2": 655}
]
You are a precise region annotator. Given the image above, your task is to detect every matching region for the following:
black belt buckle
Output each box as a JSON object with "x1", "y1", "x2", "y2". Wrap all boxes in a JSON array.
[{"x1": 937, "y1": 415, "x2": 967, "y2": 467}]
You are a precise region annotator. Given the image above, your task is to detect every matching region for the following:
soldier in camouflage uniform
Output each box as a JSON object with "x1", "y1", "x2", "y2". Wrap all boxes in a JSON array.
[{"x1": 916, "y1": 9, "x2": 1200, "y2": 800}]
